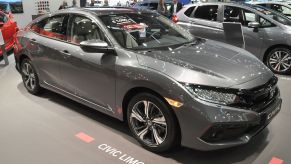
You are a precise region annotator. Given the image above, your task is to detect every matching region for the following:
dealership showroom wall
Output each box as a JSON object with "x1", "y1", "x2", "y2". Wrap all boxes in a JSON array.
[{"x1": 1, "y1": 0, "x2": 291, "y2": 164}]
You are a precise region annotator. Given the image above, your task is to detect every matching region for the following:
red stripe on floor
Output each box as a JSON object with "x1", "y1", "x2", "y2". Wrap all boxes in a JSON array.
[
  {"x1": 75, "y1": 132, "x2": 95, "y2": 143},
  {"x1": 269, "y1": 157, "x2": 283, "y2": 164}
]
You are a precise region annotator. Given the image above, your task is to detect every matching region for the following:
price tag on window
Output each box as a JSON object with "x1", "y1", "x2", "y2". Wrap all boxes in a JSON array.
[{"x1": 0, "y1": 30, "x2": 4, "y2": 46}]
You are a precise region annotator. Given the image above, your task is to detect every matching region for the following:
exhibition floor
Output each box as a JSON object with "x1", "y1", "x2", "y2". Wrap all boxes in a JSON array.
[{"x1": 1, "y1": 55, "x2": 291, "y2": 164}]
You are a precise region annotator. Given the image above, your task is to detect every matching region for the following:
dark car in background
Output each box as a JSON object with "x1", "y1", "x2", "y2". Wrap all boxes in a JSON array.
[
  {"x1": 177, "y1": 3, "x2": 291, "y2": 74},
  {"x1": 14, "y1": 7, "x2": 281, "y2": 152}
]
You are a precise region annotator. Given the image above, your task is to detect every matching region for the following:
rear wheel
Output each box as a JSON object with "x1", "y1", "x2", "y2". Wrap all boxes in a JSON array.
[
  {"x1": 21, "y1": 58, "x2": 42, "y2": 95},
  {"x1": 127, "y1": 93, "x2": 180, "y2": 153},
  {"x1": 266, "y1": 47, "x2": 291, "y2": 74}
]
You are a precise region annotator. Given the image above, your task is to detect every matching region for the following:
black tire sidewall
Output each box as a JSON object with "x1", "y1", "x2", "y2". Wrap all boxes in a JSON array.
[
  {"x1": 21, "y1": 58, "x2": 42, "y2": 95},
  {"x1": 266, "y1": 47, "x2": 291, "y2": 75},
  {"x1": 127, "y1": 93, "x2": 179, "y2": 153}
]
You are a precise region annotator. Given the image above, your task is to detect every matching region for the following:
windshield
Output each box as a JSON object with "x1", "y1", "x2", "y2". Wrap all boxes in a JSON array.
[
  {"x1": 253, "y1": 5, "x2": 291, "y2": 25},
  {"x1": 99, "y1": 13, "x2": 194, "y2": 50}
]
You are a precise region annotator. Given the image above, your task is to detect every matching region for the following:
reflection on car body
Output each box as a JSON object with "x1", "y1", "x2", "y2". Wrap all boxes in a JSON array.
[{"x1": 14, "y1": 7, "x2": 282, "y2": 152}]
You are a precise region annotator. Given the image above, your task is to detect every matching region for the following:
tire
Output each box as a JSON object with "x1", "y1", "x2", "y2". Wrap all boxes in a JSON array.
[
  {"x1": 21, "y1": 58, "x2": 42, "y2": 95},
  {"x1": 127, "y1": 93, "x2": 180, "y2": 153},
  {"x1": 266, "y1": 47, "x2": 291, "y2": 75}
]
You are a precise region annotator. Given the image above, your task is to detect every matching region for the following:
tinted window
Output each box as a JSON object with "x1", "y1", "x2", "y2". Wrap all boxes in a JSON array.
[
  {"x1": 99, "y1": 13, "x2": 194, "y2": 50},
  {"x1": 68, "y1": 15, "x2": 106, "y2": 45},
  {"x1": 224, "y1": 6, "x2": 243, "y2": 24},
  {"x1": 184, "y1": 6, "x2": 196, "y2": 17},
  {"x1": 31, "y1": 15, "x2": 67, "y2": 41},
  {"x1": 149, "y1": 3, "x2": 158, "y2": 10},
  {"x1": 195, "y1": 5, "x2": 218, "y2": 21}
]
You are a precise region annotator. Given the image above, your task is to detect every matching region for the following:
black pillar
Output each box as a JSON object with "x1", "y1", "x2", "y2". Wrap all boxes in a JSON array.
[{"x1": 80, "y1": 0, "x2": 86, "y2": 7}]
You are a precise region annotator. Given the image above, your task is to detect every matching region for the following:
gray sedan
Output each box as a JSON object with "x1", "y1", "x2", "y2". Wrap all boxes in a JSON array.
[
  {"x1": 14, "y1": 7, "x2": 281, "y2": 152},
  {"x1": 177, "y1": 3, "x2": 291, "y2": 74}
]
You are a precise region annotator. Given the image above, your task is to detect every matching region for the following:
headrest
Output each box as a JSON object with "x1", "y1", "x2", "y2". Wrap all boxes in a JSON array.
[{"x1": 74, "y1": 20, "x2": 93, "y2": 35}]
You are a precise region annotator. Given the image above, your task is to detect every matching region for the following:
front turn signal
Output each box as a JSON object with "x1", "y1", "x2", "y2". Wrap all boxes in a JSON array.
[{"x1": 165, "y1": 97, "x2": 183, "y2": 108}]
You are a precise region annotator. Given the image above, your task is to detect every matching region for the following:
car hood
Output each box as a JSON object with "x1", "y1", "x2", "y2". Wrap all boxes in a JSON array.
[{"x1": 136, "y1": 39, "x2": 273, "y2": 88}]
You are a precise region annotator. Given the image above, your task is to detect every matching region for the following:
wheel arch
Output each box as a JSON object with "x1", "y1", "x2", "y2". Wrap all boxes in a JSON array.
[
  {"x1": 121, "y1": 86, "x2": 182, "y2": 144},
  {"x1": 263, "y1": 44, "x2": 291, "y2": 63}
]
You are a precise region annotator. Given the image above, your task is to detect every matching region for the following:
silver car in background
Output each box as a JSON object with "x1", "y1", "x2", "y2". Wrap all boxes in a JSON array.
[{"x1": 177, "y1": 3, "x2": 291, "y2": 74}]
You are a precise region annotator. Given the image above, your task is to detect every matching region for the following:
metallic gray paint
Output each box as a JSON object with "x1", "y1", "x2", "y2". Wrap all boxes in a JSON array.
[
  {"x1": 14, "y1": 8, "x2": 281, "y2": 151},
  {"x1": 177, "y1": 3, "x2": 291, "y2": 62}
]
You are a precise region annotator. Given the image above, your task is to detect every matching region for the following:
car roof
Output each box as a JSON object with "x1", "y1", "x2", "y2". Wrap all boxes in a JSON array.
[
  {"x1": 252, "y1": 1, "x2": 290, "y2": 5},
  {"x1": 55, "y1": 7, "x2": 155, "y2": 16},
  {"x1": 184, "y1": 2, "x2": 267, "y2": 11}
]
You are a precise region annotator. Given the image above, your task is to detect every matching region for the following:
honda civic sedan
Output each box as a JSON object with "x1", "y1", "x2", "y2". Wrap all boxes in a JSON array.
[
  {"x1": 14, "y1": 7, "x2": 282, "y2": 152},
  {"x1": 176, "y1": 3, "x2": 291, "y2": 74}
]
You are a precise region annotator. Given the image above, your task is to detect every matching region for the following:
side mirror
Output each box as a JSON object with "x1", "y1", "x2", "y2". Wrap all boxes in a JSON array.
[
  {"x1": 80, "y1": 40, "x2": 115, "y2": 54},
  {"x1": 0, "y1": 22, "x2": 4, "y2": 27},
  {"x1": 248, "y1": 22, "x2": 259, "y2": 28}
]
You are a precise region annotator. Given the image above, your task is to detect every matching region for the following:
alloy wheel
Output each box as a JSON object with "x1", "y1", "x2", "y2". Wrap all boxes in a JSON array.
[
  {"x1": 22, "y1": 62, "x2": 36, "y2": 91},
  {"x1": 269, "y1": 50, "x2": 291, "y2": 72},
  {"x1": 129, "y1": 100, "x2": 168, "y2": 147}
]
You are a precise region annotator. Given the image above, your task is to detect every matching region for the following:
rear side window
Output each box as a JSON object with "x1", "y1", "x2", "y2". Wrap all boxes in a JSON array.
[
  {"x1": 194, "y1": 5, "x2": 218, "y2": 21},
  {"x1": 31, "y1": 15, "x2": 68, "y2": 41},
  {"x1": 184, "y1": 6, "x2": 196, "y2": 17}
]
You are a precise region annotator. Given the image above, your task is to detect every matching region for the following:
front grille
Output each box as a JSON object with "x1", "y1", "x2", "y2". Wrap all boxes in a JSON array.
[{"x1": 231, "y1": 76, "x2": 278, "y2": 112}]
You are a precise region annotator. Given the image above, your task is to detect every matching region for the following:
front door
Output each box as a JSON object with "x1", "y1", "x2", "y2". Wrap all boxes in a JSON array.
[{"x1": 59, "y1": 14, "x2": 116, "y2": 112}]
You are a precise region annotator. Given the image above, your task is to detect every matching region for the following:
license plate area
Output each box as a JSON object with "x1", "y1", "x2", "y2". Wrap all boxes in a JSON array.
[{"x1": 260, "y1": 103, "x2": 281, "y2": 125}]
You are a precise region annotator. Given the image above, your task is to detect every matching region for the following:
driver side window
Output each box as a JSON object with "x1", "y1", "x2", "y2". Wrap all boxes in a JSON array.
[{"x1": 67, "y1": 15, "x2": 107, "y2": 45}]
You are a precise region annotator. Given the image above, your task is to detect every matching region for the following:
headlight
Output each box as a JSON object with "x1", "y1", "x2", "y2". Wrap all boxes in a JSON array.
[{"x1": 184, "y1": 84, "x2": 243, "y2": 106}]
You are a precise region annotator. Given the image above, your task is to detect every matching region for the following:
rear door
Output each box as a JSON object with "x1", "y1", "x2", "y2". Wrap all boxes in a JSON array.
[
  {"x1": 188, "y1": 4, "x2": 225, "y2": 42},
  {"x1": 29, "y1": 14, "x2": 69, "y2": 88}
]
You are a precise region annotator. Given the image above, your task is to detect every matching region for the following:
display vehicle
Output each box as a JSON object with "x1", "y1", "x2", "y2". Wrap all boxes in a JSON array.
[
  {"x1": 0, "y1": 10, "x2": 18, "y2": 56},
  {"x1": 14, "y1": 7, "x2": 282, "y2": 152},
  {"x1": 176, "y1": 3, "x2": 291, "y2": 74},
  {"x1": 252, "y1": 2, "x2": 291, "y2": 18}
]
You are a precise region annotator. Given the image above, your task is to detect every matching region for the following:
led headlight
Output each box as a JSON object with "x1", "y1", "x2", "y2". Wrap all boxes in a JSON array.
[{"x1": 184, "y1": 84, "x2": 241, "y2": 106}]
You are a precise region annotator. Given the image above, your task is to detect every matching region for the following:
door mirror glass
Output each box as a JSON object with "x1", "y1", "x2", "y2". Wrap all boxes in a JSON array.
[
  {"x1": 80, "y1": 39, "x2": 109, "y2": 48},
  {"x1": 248, "y1": 21, "x2": 259, "y2": 28}
]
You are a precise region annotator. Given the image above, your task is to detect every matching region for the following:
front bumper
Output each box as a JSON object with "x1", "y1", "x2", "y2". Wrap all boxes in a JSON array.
[{"x1": 176, "y1": 92, "x2": 282, "y2": 151}]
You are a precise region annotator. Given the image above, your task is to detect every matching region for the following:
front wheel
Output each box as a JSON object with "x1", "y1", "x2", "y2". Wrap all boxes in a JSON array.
[
  {"x1": 21, "y1": 58, "x2": 42, "y2": 95},
  {"x1": 266, "y1": 47, "x2": 291, "y2": 74},
  {"x1": 127, "y1": 93, "x2": 180, "y2": 153}
]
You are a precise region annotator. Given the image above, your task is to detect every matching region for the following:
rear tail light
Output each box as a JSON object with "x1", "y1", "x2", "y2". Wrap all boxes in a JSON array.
[{"x1": 172, "y1": 15, "x2": 178, "y2": 23}]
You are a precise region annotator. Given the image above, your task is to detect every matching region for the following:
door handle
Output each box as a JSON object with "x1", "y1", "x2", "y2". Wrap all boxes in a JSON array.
[
  {"x1": 30, "y1": 38, "x2": 37, "y2": 42},
  {"x1": 189, "y1": 20, "x2": 196, "y2": 24},
  {"x1": 61, "y1": 50, "x2": 71, "y2": 57}
]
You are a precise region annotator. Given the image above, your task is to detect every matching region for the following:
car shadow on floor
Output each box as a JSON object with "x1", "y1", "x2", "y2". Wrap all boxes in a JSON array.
[{"x1": 17, "y1": 83, "x2": 270, "y2": 164}]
